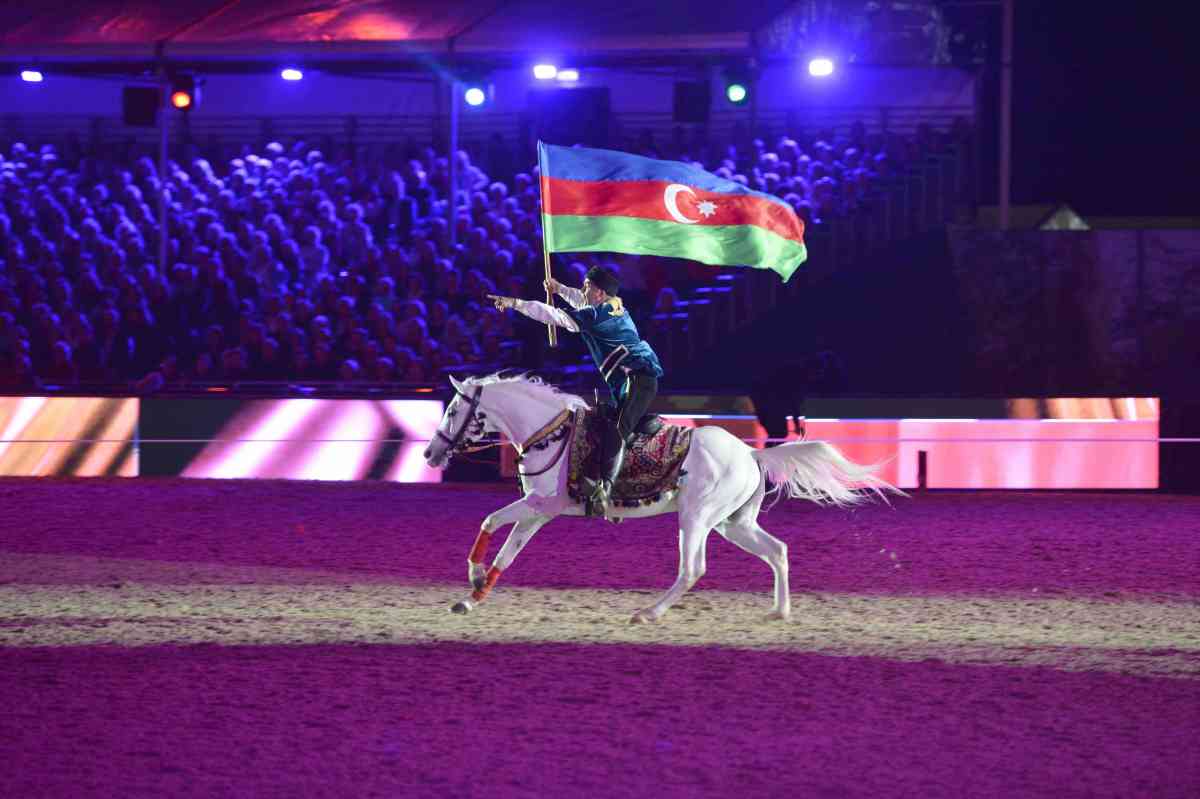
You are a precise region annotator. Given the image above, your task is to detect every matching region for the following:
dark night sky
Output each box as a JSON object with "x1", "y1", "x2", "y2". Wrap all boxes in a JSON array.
[{"x1": 1007, "y1": 4, "x2": 1196, "y2": 216}]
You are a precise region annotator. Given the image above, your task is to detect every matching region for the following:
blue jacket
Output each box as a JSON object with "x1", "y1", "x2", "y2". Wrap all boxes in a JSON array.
[{"x1": 564, "y1": 301, "x2": 664, "y2": 403}]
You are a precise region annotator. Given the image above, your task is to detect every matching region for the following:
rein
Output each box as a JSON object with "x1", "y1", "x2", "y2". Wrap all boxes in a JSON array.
[
  {"x1": 453, "y1": 440, "x2": 506, "y2": 465},
  {"x1": 516, "y1": 410, "x2": 574, "y2": 477}
]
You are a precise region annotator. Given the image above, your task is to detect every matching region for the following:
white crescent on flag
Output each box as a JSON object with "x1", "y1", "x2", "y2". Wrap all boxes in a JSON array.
[{"x1": 663, "y1": 184, "x2": 699, "y2": 224}]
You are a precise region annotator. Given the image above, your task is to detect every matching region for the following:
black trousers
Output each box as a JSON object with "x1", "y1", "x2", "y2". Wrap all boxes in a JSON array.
[{"x1": 615, "y1": 372, "x2": 658, "y2": 443}]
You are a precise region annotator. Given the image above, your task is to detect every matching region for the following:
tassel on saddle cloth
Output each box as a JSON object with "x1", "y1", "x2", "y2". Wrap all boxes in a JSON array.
[{"x1": 566, "y1": 408, "x2": 693, "y2": 507}]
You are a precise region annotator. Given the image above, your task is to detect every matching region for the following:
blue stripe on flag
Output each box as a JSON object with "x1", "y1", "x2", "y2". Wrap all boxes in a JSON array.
[{"x1": 538, "y1": 142, "x2": 793, "y2": 211}]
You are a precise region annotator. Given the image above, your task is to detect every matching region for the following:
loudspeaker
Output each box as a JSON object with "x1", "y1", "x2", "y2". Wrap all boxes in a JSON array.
[
  {"x1": 122, "y1": 86, "x2": 160, "y2": 127},
  {"x1": 673, "y1": 81, "x2": 711, "y2": 124},
  {"x1": 525, "y1": 87, "x2": 611, "y2": 148}
]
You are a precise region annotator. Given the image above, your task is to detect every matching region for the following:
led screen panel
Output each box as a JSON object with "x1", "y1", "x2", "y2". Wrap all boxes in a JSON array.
[
  {"x1": 0, "y1": 397, "x2": 137, "y2": 476},
  {"x1": 139, "y1": 398, "x2": 444, "y2": 482}
]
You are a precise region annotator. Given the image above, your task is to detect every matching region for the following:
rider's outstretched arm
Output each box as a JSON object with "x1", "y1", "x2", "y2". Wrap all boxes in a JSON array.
[{"x1": 512, "y1": 299, "x2": 581, "y2": 332}]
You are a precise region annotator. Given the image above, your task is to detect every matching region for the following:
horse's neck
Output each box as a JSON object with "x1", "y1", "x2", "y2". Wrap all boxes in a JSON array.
[{"x1": 487, "y1": 385, "x2": 570, "y2": 448}]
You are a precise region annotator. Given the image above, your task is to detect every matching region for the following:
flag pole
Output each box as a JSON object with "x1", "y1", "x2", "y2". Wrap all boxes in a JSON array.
[
  {"x1": 536, "y1": 141, "x2": 558, "y2": 348},
  {"x1": 541, "y1": 246, "x2": 557, "y2": 348}
]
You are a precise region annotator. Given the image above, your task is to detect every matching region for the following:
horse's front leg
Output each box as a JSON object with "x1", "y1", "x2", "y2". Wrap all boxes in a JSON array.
[
  {"x1": 464, "y1": 496, "x2": 550, "y2": 588},
  {"x1": 451, "y1": 496, "x2": 560, "y2": 614},
  {"x1": 452, "y1": 516, "x2": 552, "y2": 614}
]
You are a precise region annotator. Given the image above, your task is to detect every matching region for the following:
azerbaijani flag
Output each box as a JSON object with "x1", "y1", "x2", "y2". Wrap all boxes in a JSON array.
[{"x1": 538, "y1": 141, "x2": 807, "y2": 282}]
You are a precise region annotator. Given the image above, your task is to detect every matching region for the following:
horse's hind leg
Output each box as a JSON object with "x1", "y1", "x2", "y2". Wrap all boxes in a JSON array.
[
  {"x1": 715, "y1": 482, "x2": 790, "y2": 619},
  {"x1": 630, "y1": 441, "x2": 761, "y2": 624},
  {"x1": 629, "y1": 515, "x2": 713, "y2": 625},
  {"x1": 718, "y1": 518, "x2": 791, "y2": 620}
]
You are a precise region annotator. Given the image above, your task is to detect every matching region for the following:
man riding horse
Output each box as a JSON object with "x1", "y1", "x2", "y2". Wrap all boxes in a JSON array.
[{"x1": 489, "y1": 265, "x2": 663, "y2": 520}]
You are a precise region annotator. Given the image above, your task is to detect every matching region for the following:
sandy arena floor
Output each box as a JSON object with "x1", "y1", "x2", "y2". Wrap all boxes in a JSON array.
[{"x1": 1, "y1": 478, "x2": 1197, "y2": 797}]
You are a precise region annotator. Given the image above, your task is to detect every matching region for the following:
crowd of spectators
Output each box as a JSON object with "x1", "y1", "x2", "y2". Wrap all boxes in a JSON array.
[
  {"x1": 624, "y1": 119, "x2": 965, "y2": 229},
  {"x1": 0, "y1": 119, "x2": 962, "y2": 390}
]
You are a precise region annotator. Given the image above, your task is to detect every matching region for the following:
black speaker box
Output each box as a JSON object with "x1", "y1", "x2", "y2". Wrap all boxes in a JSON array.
[
  {"x1": 673, "y1": 81, "x2": 711, "y2": 124},
  {"x1": 525, "y1": 87, "x2": 611, "y2": 148},
  {"x1": 122, "y1": 86, "x2": 160, "y2": 127}
]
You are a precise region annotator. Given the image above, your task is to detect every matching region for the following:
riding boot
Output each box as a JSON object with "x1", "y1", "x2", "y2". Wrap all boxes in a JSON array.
[{"x1": 590, "y1": 436, "x2": 626, "y2": 520}]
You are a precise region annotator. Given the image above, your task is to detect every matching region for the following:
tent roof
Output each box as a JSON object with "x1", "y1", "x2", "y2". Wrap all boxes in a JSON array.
[{"x1": 0, "y1": 0, "x2": 796, "y2": 70}]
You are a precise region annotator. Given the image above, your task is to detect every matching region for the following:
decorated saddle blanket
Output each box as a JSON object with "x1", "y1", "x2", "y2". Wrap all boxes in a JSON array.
[{"x1": 566, "y1": 409, "x2": 693, "y2": 507}]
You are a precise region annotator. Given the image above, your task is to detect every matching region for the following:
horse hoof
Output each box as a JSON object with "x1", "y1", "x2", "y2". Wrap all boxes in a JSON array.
[
  {"x1": 471, "y1": 576, "x2": 485, "y2": 591},
  {"x1": 629, "y1": 610, "x2": 656, "y2": 625},
  {"x1": 449, "y1": 600, "x2": 473, "y2": 614},
  {"x1": 763, "y1": 610, "x2": 791, "y2": 622}
]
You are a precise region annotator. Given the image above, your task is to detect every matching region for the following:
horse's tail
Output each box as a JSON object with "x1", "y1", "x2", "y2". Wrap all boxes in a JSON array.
[{"x1": 751, "y1": 441, "x2": 904, "y2": 507}]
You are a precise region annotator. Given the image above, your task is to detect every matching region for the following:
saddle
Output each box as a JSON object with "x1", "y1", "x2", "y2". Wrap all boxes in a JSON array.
[
  {"x1": 634, "y1": 413, "x2": 665, "y2": 438},
  {"x1": 566, "y1": 408, "x2": 692, "y2": 508}
]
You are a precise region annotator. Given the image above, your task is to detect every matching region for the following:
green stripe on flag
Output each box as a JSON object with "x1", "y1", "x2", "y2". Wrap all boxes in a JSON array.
[{"x1": 542, "y1": 214, "x2": 807, "y2": 282}]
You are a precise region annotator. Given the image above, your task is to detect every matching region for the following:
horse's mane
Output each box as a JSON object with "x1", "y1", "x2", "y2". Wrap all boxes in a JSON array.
[{"x1": 463, "y1": 372, "x2": 591, "y2": 412}]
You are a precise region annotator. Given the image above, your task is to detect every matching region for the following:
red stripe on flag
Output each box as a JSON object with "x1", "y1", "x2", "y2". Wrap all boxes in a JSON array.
[{"x1": 541, "y1": 177, "x2": 805, "y2": 245}]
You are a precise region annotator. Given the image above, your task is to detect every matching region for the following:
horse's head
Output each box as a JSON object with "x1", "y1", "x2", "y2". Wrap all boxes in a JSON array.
[{"x1": 424, "y1": 375, "x2": 487, "y2": 468}]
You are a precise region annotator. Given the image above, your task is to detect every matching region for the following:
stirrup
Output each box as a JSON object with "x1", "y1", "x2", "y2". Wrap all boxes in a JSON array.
[
  {"x1": 587, "y1": 480, "x2": 611, "y2": 515},
  {"x1": 586, "y1": 481, "x2": 621, "y2": 523}
]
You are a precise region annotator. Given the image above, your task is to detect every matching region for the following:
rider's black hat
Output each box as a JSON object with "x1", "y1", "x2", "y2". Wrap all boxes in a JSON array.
[{"x1": 585, "y1": 265, "x2": 620, "y2": 297}]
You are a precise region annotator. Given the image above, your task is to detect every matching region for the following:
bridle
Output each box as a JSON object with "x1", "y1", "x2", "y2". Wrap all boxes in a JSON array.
[
  {"x1": 435, "y1": 384, "x2": 486, "y2": 454},
  {"x1": 433, "y1": 382, "x2": 576, "y2": 477}
]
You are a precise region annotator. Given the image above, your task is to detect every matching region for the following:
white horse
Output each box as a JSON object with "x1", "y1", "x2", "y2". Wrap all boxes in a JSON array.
[{"x1": 423, "y1": 373, "x2": 898, "y2": 623}]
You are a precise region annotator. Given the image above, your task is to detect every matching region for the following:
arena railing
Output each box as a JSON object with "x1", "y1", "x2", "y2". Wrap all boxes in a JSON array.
[{"x1": 2, "y1": 106, "x2": 971, "y2": 149}]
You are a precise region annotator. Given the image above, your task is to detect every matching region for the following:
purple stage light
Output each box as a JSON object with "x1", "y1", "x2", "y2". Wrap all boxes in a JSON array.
[
  {"x1": 464, "y1": 86, "x2": 486, "y2": 106},
  {"x1": 20, "y1": 70, "x2": 43, "y2": 83},
  {"x1": 808, "y1": 57, "x2": 834, "y2": 77},
  {"x1": 532, "y1": 64, "x2": 557, "y2": 80},
  {"x1": 280, "y1": 68, "x2": 303, "y2": 81},
  {"x1": 556, "y1": 68, "x2": 579, "y2": 82}
]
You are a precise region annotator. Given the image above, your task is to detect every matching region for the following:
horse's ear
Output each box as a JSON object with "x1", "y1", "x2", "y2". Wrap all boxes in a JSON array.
[{"x1": 448, "y1": 374, "x2": 465, "y2": 393}]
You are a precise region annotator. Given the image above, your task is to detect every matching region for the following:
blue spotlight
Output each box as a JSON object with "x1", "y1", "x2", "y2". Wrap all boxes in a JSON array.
[
  {"x1": 808, "y1": 57, "x2": 834, "y2": 77},
  {"x1": 464, "y1": 86, "x2": 486, "y2": 106},
  {"x1": 280, "y1": 68, "x2": 303, "y2": 81},
  {"x1": 21, "y1": 70, "x2": 44, "y2": 83},
  {"x1": 726, "y1": 83, "x2": 747, "y2": 104},
  {"x1": 533, "y1": 64, "x2": 557, "y2": 80}
]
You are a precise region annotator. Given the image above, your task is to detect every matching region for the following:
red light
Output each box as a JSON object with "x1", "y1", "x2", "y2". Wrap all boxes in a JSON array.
[{"x1": 170, "y1": 91, "x2": 192, "y2": 109}]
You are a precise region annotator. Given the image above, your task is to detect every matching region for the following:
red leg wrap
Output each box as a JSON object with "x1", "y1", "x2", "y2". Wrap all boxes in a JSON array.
[
  {"x1": 468, "y1": 529, "x2": 491, "y2": 564},
  {"x1": 471, "y1": 566, "x2": 503, "y2": 602}
]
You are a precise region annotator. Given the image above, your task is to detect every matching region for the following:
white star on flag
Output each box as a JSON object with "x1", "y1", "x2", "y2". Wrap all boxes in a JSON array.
[{"x1": 697, "y1": 200, "x2": 718, "y2": 218}]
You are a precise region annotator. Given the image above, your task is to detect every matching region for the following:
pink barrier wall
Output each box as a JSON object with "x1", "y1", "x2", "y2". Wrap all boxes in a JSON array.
[
  {"x1": 3, "y1": 395, "x2": 1160, "y2": 488},
  {"x1": 657, "y1": 415, "x2": 1159, "y2": 489}
]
